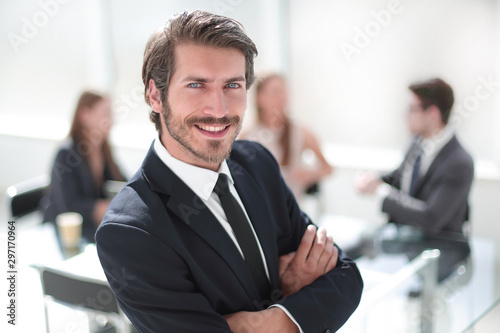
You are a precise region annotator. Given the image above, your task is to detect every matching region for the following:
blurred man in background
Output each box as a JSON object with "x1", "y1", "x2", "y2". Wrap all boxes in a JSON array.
[{"x1": 356, "y1": 78, "x2": 474, "y2": 281}]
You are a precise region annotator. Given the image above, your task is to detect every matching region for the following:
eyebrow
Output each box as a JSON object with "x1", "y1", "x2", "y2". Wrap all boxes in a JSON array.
[{"x1": 181, "y1": 75, "x2": 246, "y2": 84}]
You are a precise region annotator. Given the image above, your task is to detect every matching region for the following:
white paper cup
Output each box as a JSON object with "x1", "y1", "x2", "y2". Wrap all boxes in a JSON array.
[{"x1": 56, "y1": 212, "x2": 83, "y2": 249}]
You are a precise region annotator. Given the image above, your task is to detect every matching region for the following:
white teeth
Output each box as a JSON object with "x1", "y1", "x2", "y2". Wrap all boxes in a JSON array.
[{"x1": 197, "y1": 125, "x2": 226, "y2": 132}]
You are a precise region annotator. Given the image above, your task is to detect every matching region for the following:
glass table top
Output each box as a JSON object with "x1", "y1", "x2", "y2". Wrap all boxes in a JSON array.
[{"x1": 335, "y1": 222, "x2": 499, "y2": 333}]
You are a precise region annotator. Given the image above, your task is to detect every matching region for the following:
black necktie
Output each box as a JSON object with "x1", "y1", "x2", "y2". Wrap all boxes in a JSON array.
[
  {"x1": 409, "y1": 146, "x2": 422, "y2": 196},
  {"x1": 213, "y1": 173, "x2": 271, "y2": 300}
]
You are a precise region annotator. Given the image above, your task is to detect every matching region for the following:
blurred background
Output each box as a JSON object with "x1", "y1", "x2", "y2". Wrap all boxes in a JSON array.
[{"x1": 1, "y1": 0, "x2": 499, "y2": 331}]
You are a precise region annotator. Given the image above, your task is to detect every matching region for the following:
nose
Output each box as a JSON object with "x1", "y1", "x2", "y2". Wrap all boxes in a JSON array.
[{"x1": 203, "y1": 88, "x2": 229, "y2": 118}]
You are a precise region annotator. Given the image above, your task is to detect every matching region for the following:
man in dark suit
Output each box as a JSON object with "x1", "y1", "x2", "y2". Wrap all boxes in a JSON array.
[
  {"x1": 356, "y1": 78, "x2": 474, "y2": 281},
  {"x1": 96, "y1": 10, "x2": 362, "y2": 333}
]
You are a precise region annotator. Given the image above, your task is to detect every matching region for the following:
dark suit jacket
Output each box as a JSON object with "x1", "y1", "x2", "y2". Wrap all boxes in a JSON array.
[
  {"x1": 96, "y1": 141, "x2": 363, "y2": 333},
  {"x1": 43, "y1": 140, "x2": 124, "y2": 242},
  {"x1": 381, "y1": 135, "x2": 474, "y2": 235}
]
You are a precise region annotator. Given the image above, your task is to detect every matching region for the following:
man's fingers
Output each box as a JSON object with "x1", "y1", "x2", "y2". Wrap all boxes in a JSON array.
[
  {"x1": 279, "y1": 252, "x2": 296, "y2": 277},
  {"x1": 295, "y1": 225, "x2": 317, "y2": 263},
  {"x1": 316, "y1": 235, "x2": 334, "y2": 269},
  {"x1": 307, "y1": 227, "x2": 328, "y2": 263},
  {"x1": 325, "y1": 243, "x2": 339, "y2": 273}
]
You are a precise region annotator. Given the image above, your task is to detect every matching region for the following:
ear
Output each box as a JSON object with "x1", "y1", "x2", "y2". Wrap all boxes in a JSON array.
[
  {"x1": 427, "y1": 105, "x2": 444, "y2": 124},
  {"x1": 149, "y1": 79, "x2": 162, "y2": 114}
]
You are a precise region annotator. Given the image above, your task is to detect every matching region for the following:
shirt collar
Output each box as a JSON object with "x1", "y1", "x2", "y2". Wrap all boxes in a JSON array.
[
  {"x1": 420, "y1": 126, "x2": 454, "y2": 156},
  {"x1": 153, "y1": 138, "x2": 233, "y2": 200}
]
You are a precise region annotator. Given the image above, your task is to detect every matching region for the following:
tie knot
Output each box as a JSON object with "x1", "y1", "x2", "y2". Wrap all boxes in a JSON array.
[{"x1": 214, "y1": 173, "x2": 230, "y2": 197}]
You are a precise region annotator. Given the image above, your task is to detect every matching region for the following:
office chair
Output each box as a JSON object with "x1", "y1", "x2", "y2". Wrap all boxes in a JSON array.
[
  {"x1": 6, "y1": 174, "x2": 49, "y2": 218},
  {"x1": 32, "y1": 265, "x2": 135, "y2": 333}
]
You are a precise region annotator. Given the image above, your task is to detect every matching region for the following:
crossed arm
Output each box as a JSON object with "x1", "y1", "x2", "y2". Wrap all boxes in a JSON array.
[{"x1": 224, "y1": 225, "x2": 338, "y2": 333}]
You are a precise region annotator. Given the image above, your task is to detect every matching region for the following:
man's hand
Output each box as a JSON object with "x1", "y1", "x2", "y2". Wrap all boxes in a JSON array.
[
  {"x1": 224, "y1": 226, "x2": 337, "y2": 332},
  {"x1": 355, "y1": 171, "x2": 382, "y2": 194},
  {"x1": 224, "y1": 308, "x2": 299, "y2": 333},
  {"x1": 279, "y1": 225, "x2": 337, "y2": 297}
]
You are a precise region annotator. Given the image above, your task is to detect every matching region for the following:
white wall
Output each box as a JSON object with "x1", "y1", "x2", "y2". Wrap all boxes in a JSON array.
[{"x1": 288, "y1": 0, "x2": 499, "y2": 161}]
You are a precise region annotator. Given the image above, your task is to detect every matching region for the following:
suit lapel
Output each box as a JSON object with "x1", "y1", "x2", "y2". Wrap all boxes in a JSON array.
[
  {"x1": 228, "y1": 159, "x2": 280, "y2": 291},
  {"x1": 412, "y1": 136, "x2": 458, "y2": 195},
  {"x1": 142, "y1": 145, "x2": 263, "y2": 301},
  {"x1": 394, "y1": 139, "x2": 419, "y2": 190}
]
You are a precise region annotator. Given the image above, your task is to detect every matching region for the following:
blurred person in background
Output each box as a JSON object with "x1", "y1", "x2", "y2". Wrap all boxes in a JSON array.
[
  {"x1": 356, "y1": 78, "x2": 474, "y2": 281},
  {"x1": 241, "y1": 73, "x2": 333, "y2": 200},
  {"x1": 43, "y1": 90, "x2": 126, "y2": 243}
]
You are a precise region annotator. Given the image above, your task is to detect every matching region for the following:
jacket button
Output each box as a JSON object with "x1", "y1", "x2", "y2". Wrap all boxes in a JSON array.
[{"x1": 324, "y1": 330, "x2": 331, "y2": 333}]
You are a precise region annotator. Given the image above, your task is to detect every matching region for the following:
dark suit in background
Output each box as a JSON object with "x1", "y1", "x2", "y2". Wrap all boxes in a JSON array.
[
  {"x1": 96, "y1": 141, "x2": 363, "y2": 332},
  {"x1": 381, "y1": 135, "x2": 474, "y2": 281},
  {"x1": 43, "y1": 140, "x2": 125, "y2": 243},
  {"x1": 382, "y1": 135, "x2": 474, "y2": 234}
]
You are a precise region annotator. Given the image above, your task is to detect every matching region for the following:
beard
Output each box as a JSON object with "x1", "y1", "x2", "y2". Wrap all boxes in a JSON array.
[{"x1": 161, "y1": 101, "x2": 242, "y2": 165}]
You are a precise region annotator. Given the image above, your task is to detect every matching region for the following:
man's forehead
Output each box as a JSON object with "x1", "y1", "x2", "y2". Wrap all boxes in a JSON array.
[
  {"x1": 174, "y1": 43, "x2": 245, "y2": 63},
  {"x1": 171, "y1": 43, "x2": 246, "y2": 81},
  {"x1": 409, "y1": 92, "x2": 422, "y2": 105}
]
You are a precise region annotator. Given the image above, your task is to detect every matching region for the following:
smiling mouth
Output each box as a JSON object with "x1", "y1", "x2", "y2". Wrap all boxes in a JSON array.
[{"x1": 195, "y1": 124, "x2": 229, "y2": 133}]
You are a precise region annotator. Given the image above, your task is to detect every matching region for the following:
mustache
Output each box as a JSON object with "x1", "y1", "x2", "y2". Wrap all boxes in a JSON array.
[{"x1": 186, "y1": 116, "x2": 240, "y2": 127}]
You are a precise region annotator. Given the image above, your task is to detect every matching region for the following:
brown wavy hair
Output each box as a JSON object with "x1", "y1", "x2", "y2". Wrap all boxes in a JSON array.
[{"x1": 142, "y1": 10, "x2": 258, "y2": 135}]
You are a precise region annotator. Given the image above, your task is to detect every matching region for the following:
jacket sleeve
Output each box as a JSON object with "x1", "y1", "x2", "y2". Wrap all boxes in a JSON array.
[
  {"x1": 278, "y1": 189, "x2": 363, "y2": 332},
  {"x1": 381, "y1": 139, "x2": 420, "y2": 188},
  {"x1": 96, "y1": 221, "x2": 233, "y2": 333},
  {"x1": 252, "y1": 144, "x2": 364, "y2": 333},
  {"x1": 381, "y1": 156, "x2": 474, "y2": 234},
  {"x1": 381, "y1": 167, "x2": 403, "y2": 188}
]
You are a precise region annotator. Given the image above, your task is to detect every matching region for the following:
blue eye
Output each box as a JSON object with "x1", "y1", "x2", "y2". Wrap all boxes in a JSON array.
[
  {"x1": 227, "y1": 83, "x2": 240, "y2": 89},
  {"x1": 188, "y1": 83, "x2": 201, "y2": 88}
]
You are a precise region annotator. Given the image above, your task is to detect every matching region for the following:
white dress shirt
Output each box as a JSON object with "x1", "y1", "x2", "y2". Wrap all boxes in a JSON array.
[
  {"x1": 153, "y1": 138, "x2": 303, "y2": 332},
  {"x1": 377, "y1": 126, "x2": 454, "y2": 204},
  {"x1": 400, "y1": 127, "x2": 454, "y2": 194}
]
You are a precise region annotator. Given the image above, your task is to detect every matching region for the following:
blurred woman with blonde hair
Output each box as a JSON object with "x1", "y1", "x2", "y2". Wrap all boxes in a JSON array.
[{"x1": 242, "y1": 73, "x2": 333, "y2": 199}]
